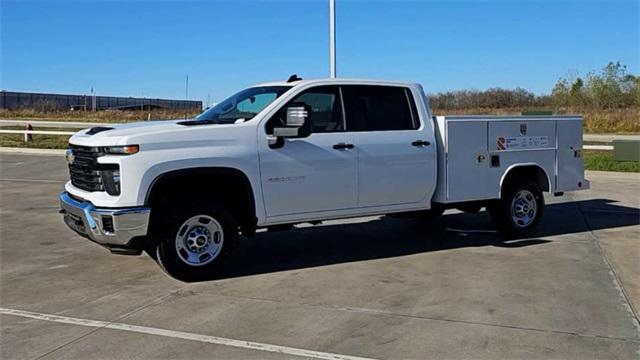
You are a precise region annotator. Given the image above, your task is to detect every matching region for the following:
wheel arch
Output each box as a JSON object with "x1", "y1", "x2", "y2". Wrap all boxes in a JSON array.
[
  {"x1": 499, "y1": 163, "x2": 551, "y2": 197},
  {"x1": 144, "y1": 167, "x2": 257, "y2": 234}
]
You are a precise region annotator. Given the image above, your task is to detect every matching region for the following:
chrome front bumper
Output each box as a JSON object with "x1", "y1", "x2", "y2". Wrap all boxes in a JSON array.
[{"x1": 59, "y1": 192, "x2": 150, "y2": 246}]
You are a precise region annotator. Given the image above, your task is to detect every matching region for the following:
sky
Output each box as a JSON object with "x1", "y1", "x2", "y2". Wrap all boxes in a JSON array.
[{"x1": 1, "y1": 0, "x2": 638, "y2": 105}]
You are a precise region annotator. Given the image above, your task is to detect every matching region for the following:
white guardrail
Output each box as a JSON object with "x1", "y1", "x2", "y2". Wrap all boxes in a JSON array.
[
  {"x1": 0, "y1": 119, "x2": 98, "y2": 143},
  {"x1": 0, "y1": 130, "x2": 76, "y2": 135},
  {"x1": 584, "y1": 145, "x2": 614, "y2": 151},
  {"x1": 0, "y1": 119, "x2": 111, "y2": 128}
]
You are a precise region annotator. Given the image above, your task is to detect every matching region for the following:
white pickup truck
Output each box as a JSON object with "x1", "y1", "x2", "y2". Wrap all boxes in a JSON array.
[{"x1": 60, "y1": 77, "x2": 589, "y2": 280}]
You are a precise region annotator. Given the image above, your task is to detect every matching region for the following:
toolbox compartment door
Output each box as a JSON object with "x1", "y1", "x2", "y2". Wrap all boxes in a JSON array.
[
  {"x1": 446, "y1": 120, "x2": 492, "y2": 201},
  {"x1": 556, "y1": 118, "x2": 585, "y2": 191}
]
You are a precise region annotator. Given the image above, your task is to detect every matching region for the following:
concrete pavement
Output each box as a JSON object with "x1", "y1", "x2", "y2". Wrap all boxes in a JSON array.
[{"x1": 1, "y1": 153, "x2": 638, "y2": 359}]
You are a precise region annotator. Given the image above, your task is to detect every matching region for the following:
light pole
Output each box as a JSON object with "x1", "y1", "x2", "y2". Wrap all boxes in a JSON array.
[
  {"x1": 90, "y1": 86, "x2": 96, "y2": 112},
  {"x1": 185, "y1": 75, "x2": 189, "y2": 100},
  {"x1": 329, "y1": 0, "x2": 336, "y2": 78}
]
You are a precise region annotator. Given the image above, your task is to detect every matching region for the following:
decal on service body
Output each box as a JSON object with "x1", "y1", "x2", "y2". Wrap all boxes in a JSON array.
[{"x1": 496, "y1": 136, "x2": 549, "y2": 151}]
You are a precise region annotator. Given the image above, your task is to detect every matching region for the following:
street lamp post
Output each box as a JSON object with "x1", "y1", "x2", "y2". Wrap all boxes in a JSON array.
[
  {"x1": 185, "y1": 75, "x2": 189, "y2": 100},
  {"x1": 329, "y1": 0, "x2": 336, "y2": 78}
]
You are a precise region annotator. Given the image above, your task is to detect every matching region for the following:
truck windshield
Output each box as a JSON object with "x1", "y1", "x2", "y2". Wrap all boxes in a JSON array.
[{"x1": 195, "y1": 86, "x2": 291, "y2": 124}]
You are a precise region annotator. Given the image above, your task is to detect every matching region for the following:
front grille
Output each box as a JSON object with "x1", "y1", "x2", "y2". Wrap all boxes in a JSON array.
[{"x1": 68, "y1": 145, "x2": 105, "y2": 192}]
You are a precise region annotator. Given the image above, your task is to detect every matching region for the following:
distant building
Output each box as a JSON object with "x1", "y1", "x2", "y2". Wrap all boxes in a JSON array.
[{"x1": 0, "y1": 91, "x2": 202, "y2": 111}]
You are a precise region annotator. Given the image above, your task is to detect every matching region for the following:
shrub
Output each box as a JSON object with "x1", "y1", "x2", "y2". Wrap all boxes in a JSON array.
[{"x1": 430, "y1": 62, "x2": 638, "y2": 112}]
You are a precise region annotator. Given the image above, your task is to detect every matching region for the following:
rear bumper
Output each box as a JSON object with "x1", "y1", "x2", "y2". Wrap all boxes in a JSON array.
[{"x1": 59, "y1": 191, "x2": 150, "y2": 247}]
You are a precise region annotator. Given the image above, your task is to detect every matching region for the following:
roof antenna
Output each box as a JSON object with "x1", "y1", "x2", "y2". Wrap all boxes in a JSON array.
[{"x1": 287, "y1": 74, "x2": 302, "y2": 83}]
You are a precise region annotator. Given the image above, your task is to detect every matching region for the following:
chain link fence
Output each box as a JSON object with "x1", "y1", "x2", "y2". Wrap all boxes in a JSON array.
[{"x1": 0, "y1": 91, "x2": 202, "y2": 111}]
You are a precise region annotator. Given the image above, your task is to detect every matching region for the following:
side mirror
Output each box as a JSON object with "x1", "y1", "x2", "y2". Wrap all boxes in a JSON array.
[
  {"x1": 285, "y1": 106, "x2": 307, "y2": 127},
  {"x1": 272, "y1": 105, "x2": 308, "y2": 138},
  {"x1": 273, "y1": 127, "x2": 301, "y2": 137},
  {"x1": 269, "y1": 105, "x2": 309, "y2": 149}
]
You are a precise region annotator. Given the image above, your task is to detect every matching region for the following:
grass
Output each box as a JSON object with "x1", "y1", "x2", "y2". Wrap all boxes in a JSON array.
[
  {"x1": 580, "y1": 107, "x2": 640, "y2": 133},
  {"x1": 583, "y1": 150, "x2": 639, "y2": 172},
  {"x1": 0, "y1": 133, "x2": 71, "y2": 149},
  {"x1": 0, "y1": 108, "x2": 200, "y2": 123},
  {"x1": 0, "y1": 126, "x2": 75, "y2": 149}
]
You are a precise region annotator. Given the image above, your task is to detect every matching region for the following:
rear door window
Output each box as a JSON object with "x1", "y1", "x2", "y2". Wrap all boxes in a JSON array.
[{"x1": 341, "y1": 85, "x2": 418, "y2": 131}]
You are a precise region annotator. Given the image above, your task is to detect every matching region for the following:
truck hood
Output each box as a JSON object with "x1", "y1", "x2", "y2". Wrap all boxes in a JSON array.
[
  {"x1": 68, "y1": 119, "x2": 250, "y2": 147},
  {"x1": 74, "y1": 119, "x2": 184, "y2": 138},
  {"x1": 69, "y1": 119, "x2": 186, "y2": 147}
]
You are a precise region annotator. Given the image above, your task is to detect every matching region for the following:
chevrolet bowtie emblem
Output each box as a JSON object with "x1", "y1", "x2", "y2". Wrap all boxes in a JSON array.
[{"x1": 65, "y1": 149, "x2": 75, "y2": 165}]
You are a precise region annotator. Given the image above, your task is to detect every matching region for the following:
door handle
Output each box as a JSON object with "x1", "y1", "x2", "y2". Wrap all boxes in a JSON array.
[
  {"x1": 411, "y1": 140, "x2": 431, "y2": 147},
  {"x1": 333, "y1": 143, "x2": 354, "y2": 150}
]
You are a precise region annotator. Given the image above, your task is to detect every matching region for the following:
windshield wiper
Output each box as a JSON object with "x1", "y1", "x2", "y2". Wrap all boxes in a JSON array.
[{"x1": 178, "y1": 118, "x2": 240, "y2": 126}]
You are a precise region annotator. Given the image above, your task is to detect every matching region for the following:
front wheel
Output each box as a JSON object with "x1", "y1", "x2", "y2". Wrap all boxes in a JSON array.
[
  {"x1": 153, "y1": 206, "x2": 238, "y2": 281},
  {"x1": 488, "y1": 180, "x2": 544, "y2": 239}
]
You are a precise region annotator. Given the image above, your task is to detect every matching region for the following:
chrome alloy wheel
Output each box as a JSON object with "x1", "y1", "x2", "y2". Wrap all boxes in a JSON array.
[
  {"x1": 510, "y1": 189, "x2": 537, "y2": 228},
  {"x1": 175, "y1": 215, "x2": 224, "y2": 266}
]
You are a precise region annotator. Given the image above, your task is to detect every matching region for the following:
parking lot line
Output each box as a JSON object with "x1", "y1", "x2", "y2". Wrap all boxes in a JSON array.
[{"x1": 0, "y1": 307, "x2": 376, "y2": 360}]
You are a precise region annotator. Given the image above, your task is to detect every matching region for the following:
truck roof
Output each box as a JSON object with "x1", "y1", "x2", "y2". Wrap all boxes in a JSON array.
[{"x1": 254, "y1": 78, "x2": 418, "y2": 88}]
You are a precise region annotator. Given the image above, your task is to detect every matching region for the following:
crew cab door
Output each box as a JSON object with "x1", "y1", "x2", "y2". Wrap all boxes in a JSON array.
[
  {"x1": 258, "y1": 86, "x2": 358, "y2": 217},
  {"x1": 342, "y1": 85, "x2": 437, "y2": 207}
]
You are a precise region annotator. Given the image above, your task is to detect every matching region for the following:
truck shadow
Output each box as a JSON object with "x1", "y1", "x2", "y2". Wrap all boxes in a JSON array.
[{"x1": 201, "y1": 198, "x2": 639, "y2": 282}]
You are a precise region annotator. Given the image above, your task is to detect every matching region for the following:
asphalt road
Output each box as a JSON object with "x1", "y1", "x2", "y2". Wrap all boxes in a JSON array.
[{"x1": 1, "y1": 153, "x2": 639, "y2": 359}]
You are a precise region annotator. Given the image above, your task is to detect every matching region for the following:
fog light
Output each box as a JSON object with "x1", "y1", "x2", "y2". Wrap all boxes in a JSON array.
[{"x1": 102, "y1": 216, "x2": 115, "y2": 233}]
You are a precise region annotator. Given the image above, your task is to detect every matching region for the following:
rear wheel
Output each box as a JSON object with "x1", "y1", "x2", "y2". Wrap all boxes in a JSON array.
[
  {"x1": 153, "y1": 205, "x2": 238, "y2": 281},
  {"x1": 489, "y1": 180, "x2": 544, "y2": 238}
]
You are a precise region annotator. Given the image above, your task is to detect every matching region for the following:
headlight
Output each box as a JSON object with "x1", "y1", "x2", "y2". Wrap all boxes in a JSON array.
[{"x1": 103, "y1": 145, "x2": 139, "y2": 155}]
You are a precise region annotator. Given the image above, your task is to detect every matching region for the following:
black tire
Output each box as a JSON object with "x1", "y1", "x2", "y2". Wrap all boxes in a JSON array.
[
  {"x1": 488, "y1": 180, "x2": 544, "y2": 239},
  {"x1": 152, "y1": 204, "x2": 238, "y2": 281}
]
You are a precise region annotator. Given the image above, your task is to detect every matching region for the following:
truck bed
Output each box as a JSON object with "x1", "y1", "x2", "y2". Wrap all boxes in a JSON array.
[{"x1": 431, "y1": 115, "x2": 587, "y2": 203}]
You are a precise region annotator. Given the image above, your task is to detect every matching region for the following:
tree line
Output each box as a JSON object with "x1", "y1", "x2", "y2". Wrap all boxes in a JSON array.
[{"x1": 428, "y1": 62, "x2": 639, "y2": 110}]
